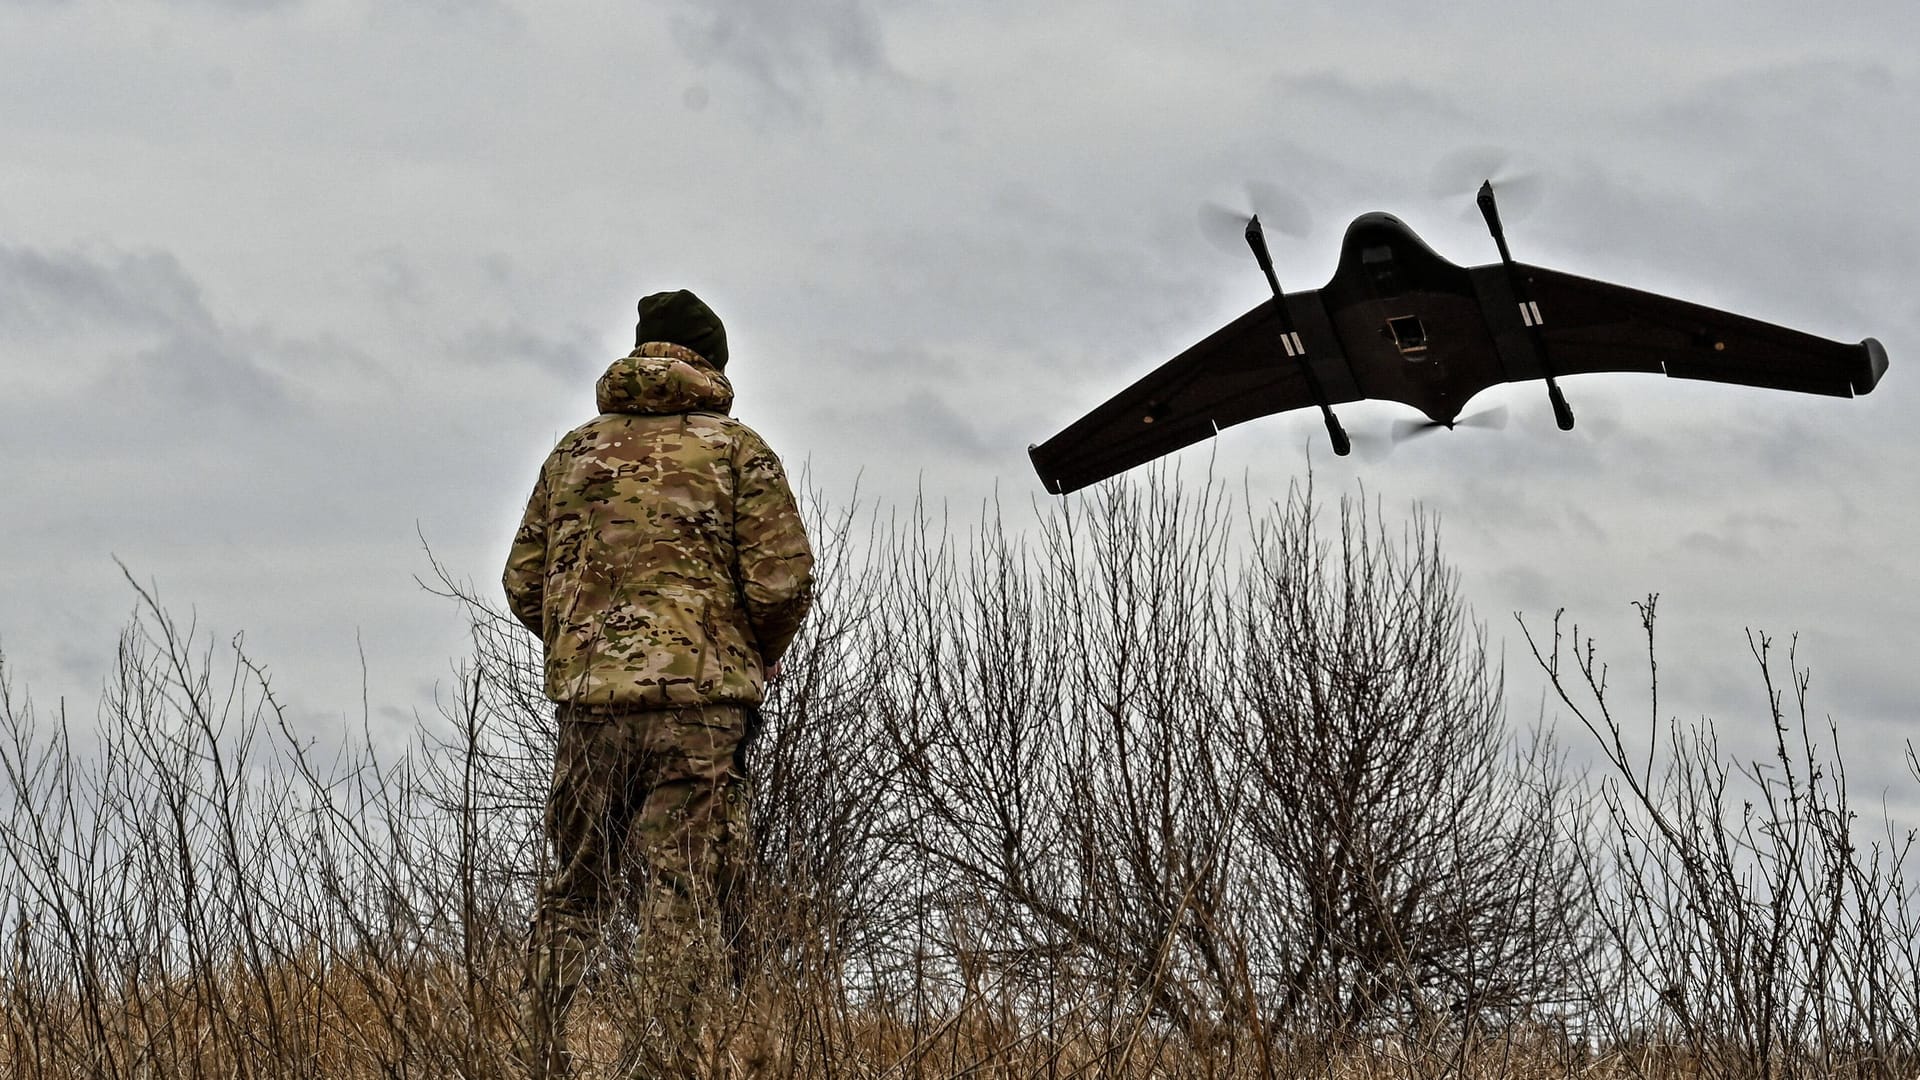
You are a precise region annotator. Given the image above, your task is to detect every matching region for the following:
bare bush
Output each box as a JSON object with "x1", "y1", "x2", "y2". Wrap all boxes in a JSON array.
[
  {"x1": 1524, "y1": 596, "x2": 1919, "y2": 1080},
  {"x1": 0, "y1": 479, "x2": 1910, "y2": 1078},
  {"x1": 0, "y1": 571, "x2": 532, "y2": 1078},
  {"x1": 852, "y1": 476, "x2": 1594, "y2": 1065},
  {"x1": 1231, "y1": 491, "x2": 1594, "y2": 1039}
]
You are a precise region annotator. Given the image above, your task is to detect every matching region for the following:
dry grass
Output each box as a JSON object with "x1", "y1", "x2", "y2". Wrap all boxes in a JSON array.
[
  {"x1": 0, "y1": 959, "x2": 1656, "y2": 1080},
  {"x1": 1, "y1": 478, "x2": 1914, "y2": 1078}
]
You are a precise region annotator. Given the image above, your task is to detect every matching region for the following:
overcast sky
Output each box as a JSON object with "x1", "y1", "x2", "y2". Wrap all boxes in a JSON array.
[{"x1": 3, "y1": 0, "x2": 1915, "y2": 808}]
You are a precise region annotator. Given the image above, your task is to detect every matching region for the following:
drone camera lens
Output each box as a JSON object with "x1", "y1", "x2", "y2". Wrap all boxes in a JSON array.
[{"x1": 1387, "y1": 315, "x2": 1429, "y2": 355}]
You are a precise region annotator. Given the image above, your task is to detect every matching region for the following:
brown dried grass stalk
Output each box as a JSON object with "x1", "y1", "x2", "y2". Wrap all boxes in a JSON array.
[{"x1": 0, "y1": 477, "x2": 1911, "y2": 1078}]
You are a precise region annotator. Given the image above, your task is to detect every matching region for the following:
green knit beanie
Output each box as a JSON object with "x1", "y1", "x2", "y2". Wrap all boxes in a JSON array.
[{"x1": 636, "y1": 289, "x2": 728, "y2": 369}]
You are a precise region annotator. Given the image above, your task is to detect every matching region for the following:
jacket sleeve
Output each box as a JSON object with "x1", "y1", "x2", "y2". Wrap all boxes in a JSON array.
[
  {"x1": 732, "y1": 428, "x2": 814, "y2": 664},
  {"x1": 502, "y1": 465, "x2": 550, "y2": 635}
]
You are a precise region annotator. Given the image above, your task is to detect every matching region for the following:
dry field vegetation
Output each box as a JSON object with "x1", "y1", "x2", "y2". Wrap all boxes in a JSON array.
[{"x1": 1, "y1": 478, "x2": 1915, "y2": 1078}]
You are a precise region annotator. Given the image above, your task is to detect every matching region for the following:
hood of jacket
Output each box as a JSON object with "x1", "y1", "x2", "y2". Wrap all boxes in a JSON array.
[{"x1": 596, "y1": 342, "x2": 734, "y2": 416}]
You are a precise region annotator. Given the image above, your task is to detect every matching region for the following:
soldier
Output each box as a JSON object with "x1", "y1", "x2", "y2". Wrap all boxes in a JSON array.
[{"x1": 503, "y1": 290, "x2": 813, "y2": 1077}]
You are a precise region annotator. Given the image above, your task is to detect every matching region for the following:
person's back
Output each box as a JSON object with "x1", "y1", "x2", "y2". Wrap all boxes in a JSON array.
[
  {"x1": 504, "y1": 290, "x2": 812, "y2": 1077},
  {"x1": 504, "y1": 338, "x2": 812, "y2": 708}
]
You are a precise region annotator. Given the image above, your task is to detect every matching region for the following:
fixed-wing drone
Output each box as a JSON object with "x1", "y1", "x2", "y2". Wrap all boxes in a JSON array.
[{"x1": 1028, "y1": 183, "x2": 1889, "y2": 494}]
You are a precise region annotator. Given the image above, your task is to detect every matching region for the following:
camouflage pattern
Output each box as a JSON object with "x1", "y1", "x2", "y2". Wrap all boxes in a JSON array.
[
  {"x1": 521, "y1": 703, "x2": 747, "y2": 1078},
  {"x1": 506, "y1": 340, "x2": 811, "y2": 1076},
  {"x1": 503, "y1": 342, "x2": 814, "y2": 710}
]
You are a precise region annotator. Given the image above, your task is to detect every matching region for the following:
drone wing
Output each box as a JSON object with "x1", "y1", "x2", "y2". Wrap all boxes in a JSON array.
[
  {"x1": 1498, "y1": 266, "x2": 1888, "y2": 397},
  {"x1": 1028, "y1": 294, "x2": 1359, "y2": 494},
  {"x1": 1029, "y1": 222, "x2": 1890, "y2": 496}
]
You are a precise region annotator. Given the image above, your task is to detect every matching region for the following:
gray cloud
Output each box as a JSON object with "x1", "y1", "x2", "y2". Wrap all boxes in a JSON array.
[
  {"x1": 192, "y1": 0, "x2": 298, "y2": 10},
  {"x1": 2, "y1": 0, "x2": 1917, "y2": 818},
  {"x1": 669, "y1": 0, "x2": 897, "y2": 114},
  {"x1": 1267, "y1": 70, "x2": 1470, "y2": 125},
  {"x1": 0, "y1": 0, "x2": 301, "y2": 9},
  {"x1": 453, "y1": 323, "x2": 601, "y2": 379},
  {"x1": 889, "y1": 390, "x2": 995, "y2": 460},
  {"x1": 1679, "y1": 529, "x2": 1753, "y2": 561},
  {"x1": 358, "y1": 248, "x2": 427, "y2": 307},
  {"x1": 0, "y1": 244, "x2": 214, "y2": 339},
  {"x1": 1651, "y1": 60, "x2": 1898, "y2": 149},
  {"x1": 19, "y1": 0, "x2": 513, "y2": 13},
  {"x1": 0, "y1": 242, "x2": 291, "y2": 419}
]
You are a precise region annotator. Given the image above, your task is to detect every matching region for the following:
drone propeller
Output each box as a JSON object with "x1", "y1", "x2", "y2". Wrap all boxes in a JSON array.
[
  {"x1": 1345, "y1": 428, "x2": 1395, "y2": 463},
  {"x1": 1391, "y1": 405, "x2": 1511, "y2": 446},
  {"x1": 1519, "y1": 401, "x2": 1619, "y2": 441},
  {"x1": 1429, "y1": 147, "x2": 1544, "y2": 221},
  {"x1": 1199, "y1": 180, "x2": 1313, "y2": 256}
]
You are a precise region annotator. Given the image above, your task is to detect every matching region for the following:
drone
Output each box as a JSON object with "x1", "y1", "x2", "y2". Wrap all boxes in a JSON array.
[{"x1": 1028, "y1": 182, "x2": 1889, "y2": 494}]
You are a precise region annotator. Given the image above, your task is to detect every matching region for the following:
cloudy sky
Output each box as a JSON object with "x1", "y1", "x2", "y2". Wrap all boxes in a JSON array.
[{"x1": 2, "y1": 0, "x2": 1915, "y2": 805}]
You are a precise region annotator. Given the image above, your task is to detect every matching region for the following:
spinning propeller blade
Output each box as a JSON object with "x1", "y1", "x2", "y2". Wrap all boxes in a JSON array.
[
  {"x1": 1200, "y1": 181, "x2": 1312, "y2": 255},
  {"x1": 1429, "y1": 146, "x2": 1544, "y2": 221},
  {"x1": 1345, "y1": 429, "x2": 1395, "y2": 463},
  {"x1": 1390, "y1": 405, "x2": 1512, "y2": 446}
]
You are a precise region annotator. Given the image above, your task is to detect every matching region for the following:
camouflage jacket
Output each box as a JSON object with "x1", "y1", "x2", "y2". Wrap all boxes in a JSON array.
[{"x1": 503, "y1": 343, "x2": 814, "y2": 709}]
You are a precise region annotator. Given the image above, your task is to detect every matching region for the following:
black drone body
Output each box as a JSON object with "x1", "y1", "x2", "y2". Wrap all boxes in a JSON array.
[{"x1": 1028, "y1": 185, "x2": 1889, "y2": 494}]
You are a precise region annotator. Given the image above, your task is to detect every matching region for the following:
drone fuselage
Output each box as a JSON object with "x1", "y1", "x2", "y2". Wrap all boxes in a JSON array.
[{"x1": 1315, "y1": 213, "x2": 1515, "y2": 425}]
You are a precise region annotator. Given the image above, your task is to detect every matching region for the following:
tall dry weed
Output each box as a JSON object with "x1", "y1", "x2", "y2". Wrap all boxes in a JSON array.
[{"x1": 0, "y1": 478, "x2": 1910, "y2": 1077}]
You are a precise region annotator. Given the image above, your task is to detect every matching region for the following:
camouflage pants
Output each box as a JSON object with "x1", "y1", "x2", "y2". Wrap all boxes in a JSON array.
[{"x1": 521, "y1": 702, "x2": 748, "y2": 1078}]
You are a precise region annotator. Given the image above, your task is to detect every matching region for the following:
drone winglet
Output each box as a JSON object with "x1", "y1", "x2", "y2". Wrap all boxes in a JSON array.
[
  {"x1": 1245, "y1": 214, "x2": 1352, "y2": 456},
  {"x1": 1477, "y1": 181, "x2": 1574, "y2": 431}
]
